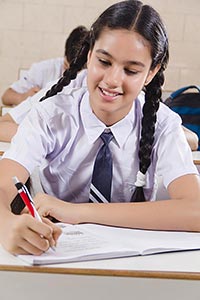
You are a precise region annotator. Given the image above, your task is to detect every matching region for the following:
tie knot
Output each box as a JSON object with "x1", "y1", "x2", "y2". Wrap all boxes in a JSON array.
[{"x1": 100, "y1": 131, "x2": 113, "y2": 145}]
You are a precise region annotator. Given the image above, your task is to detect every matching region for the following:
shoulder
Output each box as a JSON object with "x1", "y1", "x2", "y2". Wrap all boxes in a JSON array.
[
  {"x1": 156, "y1": 101, "x2": 182, "y2": 130},
  {"x1": 34, "y1": 87, "x2": 88, "y2": 121},
  {"x1": 30, "y1": 57, "x2": 63, "y2": 71},
  {"x1": 136, "y1": 93, "x2": 182, "y2": 130}
]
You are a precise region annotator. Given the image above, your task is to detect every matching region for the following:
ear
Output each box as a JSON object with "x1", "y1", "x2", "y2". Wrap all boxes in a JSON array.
[
  {"x1": 144, "y1": 65, "x2": 161, "y2": 86},
  {"x1": 87, "y1": 50, "x2": 92, "y2": 68}
]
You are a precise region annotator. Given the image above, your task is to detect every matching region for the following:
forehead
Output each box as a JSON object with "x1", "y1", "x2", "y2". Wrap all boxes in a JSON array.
[{"x1": 93, "y1": 28, "x2": 152, "y2": 64}]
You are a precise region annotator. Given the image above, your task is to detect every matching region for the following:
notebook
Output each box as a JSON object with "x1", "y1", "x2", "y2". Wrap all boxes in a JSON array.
[{"x1": 17, "y1": 223, "x2": 200, "y2": 265}]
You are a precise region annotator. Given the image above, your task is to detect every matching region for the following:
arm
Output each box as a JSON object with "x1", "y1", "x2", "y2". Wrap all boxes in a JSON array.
[
  {"x1": 35, "y1": 173, "x2": 200, "y2": 232},
  {"x1": 0, "y1": 158, "x2": 61, "y2": 254},
  {"x1": 2, "y1": 87, "x2": 40, "y2": 106},
  {"x1": 182, "y1": 126, "x2": 199, "y2": 151},
  {"x1": 0, "y1": 113, "x2": 18, "y2": 142}
]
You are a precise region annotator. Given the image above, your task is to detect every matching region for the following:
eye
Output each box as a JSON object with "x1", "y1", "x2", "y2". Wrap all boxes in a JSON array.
[
  {"x1": 124, "y1": 68, "x2": 139, "y2": 76},
  {"x1": 98, "y1": 58, "x2": 111, "y2": 66}
]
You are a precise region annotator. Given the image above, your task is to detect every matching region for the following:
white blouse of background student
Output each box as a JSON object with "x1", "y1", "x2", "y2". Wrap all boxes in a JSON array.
[
  {"x1": 8, "y1": 69, "x2": 87, "y2": 124},
  {"x1": 10, "y1": 57, "x2": 64, "y2": 93}
]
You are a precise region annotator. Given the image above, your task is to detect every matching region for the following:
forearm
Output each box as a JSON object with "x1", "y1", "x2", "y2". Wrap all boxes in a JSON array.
[
  {"x1": 35, "y1": 175, "x2": 200, "y2": 232},
  {"x1": 0, "y1": 122, "x2": 18, "y2": 142},
  {"x1": 183, "y1": 127, "x2": 199, "y2": 151},
  {"x1": 2, "y1": 88, "x2": 25, "y2": 105},
  {"x1": 77, "y1": 199, "x2": 200, "y2": 232}
]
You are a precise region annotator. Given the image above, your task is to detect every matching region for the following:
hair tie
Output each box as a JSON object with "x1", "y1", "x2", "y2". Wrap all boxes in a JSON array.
[{"x1": 134, "y1": 171, "x2": 146, "y2": 187}]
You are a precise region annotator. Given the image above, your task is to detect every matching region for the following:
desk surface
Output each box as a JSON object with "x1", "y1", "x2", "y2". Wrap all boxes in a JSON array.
[
  {"x1": 192, "y1": 151, "x2": 200, "y2": 165},
  {"x1": 0, "y1": 141, "x2": 10, "y2": 156},
  {"x1": 3, "y1": 249, "x2": 200, "y2": 300},
  {"x1": 1, "y1": 244, "x2": 200, "y2": 280}
]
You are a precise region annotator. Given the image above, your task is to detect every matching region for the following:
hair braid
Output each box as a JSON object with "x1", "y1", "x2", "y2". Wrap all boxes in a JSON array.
[
  {"x1": 131, "y1": 69, "x2": 165, "y2": 202},
  {"x1": 39, "y1": 38, "x2": 90, "y2": 102}
]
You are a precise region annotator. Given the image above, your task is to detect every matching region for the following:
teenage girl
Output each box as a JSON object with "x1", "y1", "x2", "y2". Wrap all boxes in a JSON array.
[{"x1": 0, "y1": 0, "x2": 200, "y2": 255}]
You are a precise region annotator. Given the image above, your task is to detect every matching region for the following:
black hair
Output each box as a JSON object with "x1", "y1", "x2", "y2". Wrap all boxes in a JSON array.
[
  {"x1": 39, "y1": 0, "x2": 169, "y2": 202},
  {"x1": 64, "y1": 25, "x2": 89, "y2": 65}
]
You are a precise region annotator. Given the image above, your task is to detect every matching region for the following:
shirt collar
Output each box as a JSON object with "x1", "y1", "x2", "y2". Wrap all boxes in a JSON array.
[{"x1": 81, "y1": 91, "x2": 137, "y2": 148}]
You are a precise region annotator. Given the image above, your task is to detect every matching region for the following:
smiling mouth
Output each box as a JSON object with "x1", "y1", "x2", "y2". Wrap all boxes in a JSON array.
[{"x1": 99, "y1": 87, "x2": 123, "y2": 97}]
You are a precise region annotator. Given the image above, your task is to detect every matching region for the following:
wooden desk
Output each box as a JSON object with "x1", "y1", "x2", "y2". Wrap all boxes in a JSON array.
[
  {"x1": 0, "y1": 105, "x2": 12, "y2": 116},
  {"x1": 0, "y1": 141, "x2": 10, "y2": 156},
  {"x1": 1, "y1": 245, "x2": 200, "y2": 300},
  {"x1": 192, "y1": 151, "x2": 200, "y2": 165}
]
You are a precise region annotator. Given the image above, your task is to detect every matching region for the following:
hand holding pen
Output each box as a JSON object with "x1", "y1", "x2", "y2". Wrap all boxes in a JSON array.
[{"x1": 12, "y1": 176, "x2": 56, "y2": 251}]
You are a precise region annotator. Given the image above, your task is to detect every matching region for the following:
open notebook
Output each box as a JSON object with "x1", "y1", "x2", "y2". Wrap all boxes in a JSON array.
[{"x1": 17, "y1": 223, "x2": 200, "y2": 265}]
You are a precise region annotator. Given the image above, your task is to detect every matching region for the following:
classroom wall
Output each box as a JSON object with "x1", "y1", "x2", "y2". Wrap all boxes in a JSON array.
[{"x1": 0, "y1": 0, "x2": 200, "y2": 104}]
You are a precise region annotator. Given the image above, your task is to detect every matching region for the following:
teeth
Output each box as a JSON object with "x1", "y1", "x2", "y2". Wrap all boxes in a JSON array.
[{"x1": 102, "y1": 89, "x2": 118, "y2": 97}]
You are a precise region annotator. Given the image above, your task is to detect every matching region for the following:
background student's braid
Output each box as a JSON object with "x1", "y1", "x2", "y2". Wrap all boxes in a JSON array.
[{"x1": 39, "y1": 36, "x2": 90, "y2": 102}]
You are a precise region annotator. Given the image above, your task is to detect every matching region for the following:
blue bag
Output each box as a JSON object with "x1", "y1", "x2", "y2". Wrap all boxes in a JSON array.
[{"x1": 165, "y1": 85, "x2": 200, "y2": 150}]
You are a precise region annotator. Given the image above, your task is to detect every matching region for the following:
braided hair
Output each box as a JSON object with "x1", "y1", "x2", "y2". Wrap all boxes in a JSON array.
[
  {"x1": 39, "y1": 28, "x2": 90, "y2": 102},
  {"x1": 39, "y1": 0, "x2": 169, "y2": 202}
]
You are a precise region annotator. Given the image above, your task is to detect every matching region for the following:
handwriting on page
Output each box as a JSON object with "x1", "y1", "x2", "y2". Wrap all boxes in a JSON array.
[{"x1": 42, "y1": 226, "x2": 110, "y2": 257}]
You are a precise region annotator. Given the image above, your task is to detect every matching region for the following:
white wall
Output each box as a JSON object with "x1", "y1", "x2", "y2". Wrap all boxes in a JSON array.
[{"x1": 0, "y1": 0, "x2": 200, "y2": 103}]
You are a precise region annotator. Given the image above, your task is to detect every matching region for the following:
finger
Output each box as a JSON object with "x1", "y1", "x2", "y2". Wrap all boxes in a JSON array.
[
  {"x1": 24, "y1": 216, "x2": 55, "y2": 250},
  {"x1": 17, "y1": 239, "x2": 45, "y2": 256},
  {"x1": 42, "y1": 218, "x2": 62, "y2": 244},
  {"x1": 23, "y1": 225, "x2": 50, "y2": 252},
  {"x1": 21, "y1": 206, "x2": 29, "y2": 214}
]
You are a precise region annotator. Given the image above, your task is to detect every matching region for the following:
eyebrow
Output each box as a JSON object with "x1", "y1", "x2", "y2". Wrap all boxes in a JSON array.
[{"x1": 96, "y1": 49, "x2": 145, "y2": 68}]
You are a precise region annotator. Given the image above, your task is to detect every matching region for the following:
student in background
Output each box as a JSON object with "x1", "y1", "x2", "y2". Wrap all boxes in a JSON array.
[
  {"x1": 0, "y1": 26, "x2": 88, "y2": 142},
  {"x1": 1, "y1": 26, "x2": 88, "y2": 106},
  {"x1": 0, "y1": 0, "x2": 200, "y2": 255},
  {"x1": 0, "y1": 69, "x2": 87, "y2": 142}
]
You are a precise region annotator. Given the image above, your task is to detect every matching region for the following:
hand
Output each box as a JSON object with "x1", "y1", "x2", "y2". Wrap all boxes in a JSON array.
[
  {"x1": 21, "y1": 86, "x2": 41, "y2": 102},
  {"x1": 34, "y1": 192, "x2": 81, "y2": 224},
  {"x1": 1, "y1": 213, "x2": 61, "y2": 255}
]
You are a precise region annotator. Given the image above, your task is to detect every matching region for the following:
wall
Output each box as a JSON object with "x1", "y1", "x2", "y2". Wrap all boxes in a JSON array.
[{"x1": 0, "y1": 0, "x2": 200, "y2": 104}]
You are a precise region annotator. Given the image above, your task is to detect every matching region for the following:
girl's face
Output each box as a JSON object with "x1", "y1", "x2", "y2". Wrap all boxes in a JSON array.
[{"x1": 87, "y1": 28, "x2": 160, "y2": 126}]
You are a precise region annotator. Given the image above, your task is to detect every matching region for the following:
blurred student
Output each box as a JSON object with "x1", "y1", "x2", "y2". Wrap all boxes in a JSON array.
[
  {"x1": 1, "y1": 26, "x2": 88, "y2": 106},
  {"x1": 0, "y1": 26, "x2": 88, "y2": 142}
]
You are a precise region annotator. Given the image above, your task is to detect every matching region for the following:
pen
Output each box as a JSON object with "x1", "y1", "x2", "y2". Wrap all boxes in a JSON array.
[
  {"x1": 12, "y1": 176, "x2": 41, "y2": 221},
  {"x1": 12, "y1": 176, "x2": 56, "y2": 251}
]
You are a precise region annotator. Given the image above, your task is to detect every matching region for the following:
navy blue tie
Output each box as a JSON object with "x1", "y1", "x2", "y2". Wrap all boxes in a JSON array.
[{"x1": 89, "y1": 131, "x2": 113, "y2": 203}]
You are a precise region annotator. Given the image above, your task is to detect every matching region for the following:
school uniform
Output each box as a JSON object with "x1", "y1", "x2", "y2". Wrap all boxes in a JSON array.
[
  {"x1": 3, "y1": 87, "x2": 198, "y2": 202},
  {"x1": 10, "y1": 57, "x2": 64, "y2": 93},
  {"x1": 8, "y1": 69, "x2": 87, "y2": 124}
]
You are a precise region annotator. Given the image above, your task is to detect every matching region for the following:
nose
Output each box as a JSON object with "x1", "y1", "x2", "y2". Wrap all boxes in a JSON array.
[{"x1": 104, "y1": 66, "x2": 123, "y2": 88}]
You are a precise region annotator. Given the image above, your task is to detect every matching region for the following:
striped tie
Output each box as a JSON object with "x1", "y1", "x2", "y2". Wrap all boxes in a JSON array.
[{"x1": 89, "y1": 131, "x2": 113, "y2": 203}]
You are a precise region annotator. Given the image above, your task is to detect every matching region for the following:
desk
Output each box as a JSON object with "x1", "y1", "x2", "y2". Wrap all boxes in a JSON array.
[
  {"x1": 1, "y1": 245, "x2": 200, "y2": 300},
  {"x1": 192, "y1": 151, "x2": 200, "y2": 165},
  {"x1": 0, "y1": 141, "x2": 10, "y2": 156}
]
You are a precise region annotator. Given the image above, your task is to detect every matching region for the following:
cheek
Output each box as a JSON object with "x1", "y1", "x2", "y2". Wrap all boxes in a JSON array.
[
  {"x1": 87, "y1": 62, "x2": 102, "y2": 86},
  {"x1": 126, "y1": 77, "x2": 146, "y2": 95}
]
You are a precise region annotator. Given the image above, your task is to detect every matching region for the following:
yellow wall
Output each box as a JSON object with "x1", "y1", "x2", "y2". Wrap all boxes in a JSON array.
[{"x1": 0, "y1": 0, "x2": 200, "y2": 103}]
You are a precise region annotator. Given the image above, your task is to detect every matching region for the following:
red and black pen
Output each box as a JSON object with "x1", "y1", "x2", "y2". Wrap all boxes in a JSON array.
[
  {"x1": 12, "y1": 176, "x2": 56, "y2": 251},
  {"x1": 12, "y1": 176, "x2": 41, "y2": 221}
]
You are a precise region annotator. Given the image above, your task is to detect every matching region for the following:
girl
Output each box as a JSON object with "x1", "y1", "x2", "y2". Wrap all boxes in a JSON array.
[{"x1": 0, "y1": 0, "x2": 200, "y2": 255}]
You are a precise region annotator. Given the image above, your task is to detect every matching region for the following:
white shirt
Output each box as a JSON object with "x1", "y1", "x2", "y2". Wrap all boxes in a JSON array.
[
  {"x1": 3, "y1": 87, "x2": 198, "y2": 202},
  {"x1": 10, "y1": 57, "x2": 64, "y2": 93},
  {"x1": 9, "y1": 69, "x2": 87, "y2": 124}
]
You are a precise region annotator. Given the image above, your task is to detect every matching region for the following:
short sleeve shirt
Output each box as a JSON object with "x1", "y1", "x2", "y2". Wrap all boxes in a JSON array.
[
  {"x1": 3, "y1": 87, "x2": 198, "y2": 203},
  {"x1": 10, "y1": 57, "x2": 64, "y2": 92},
  {"x1": 9, "y1": 69, "x2": 87, "y2": 124}
]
